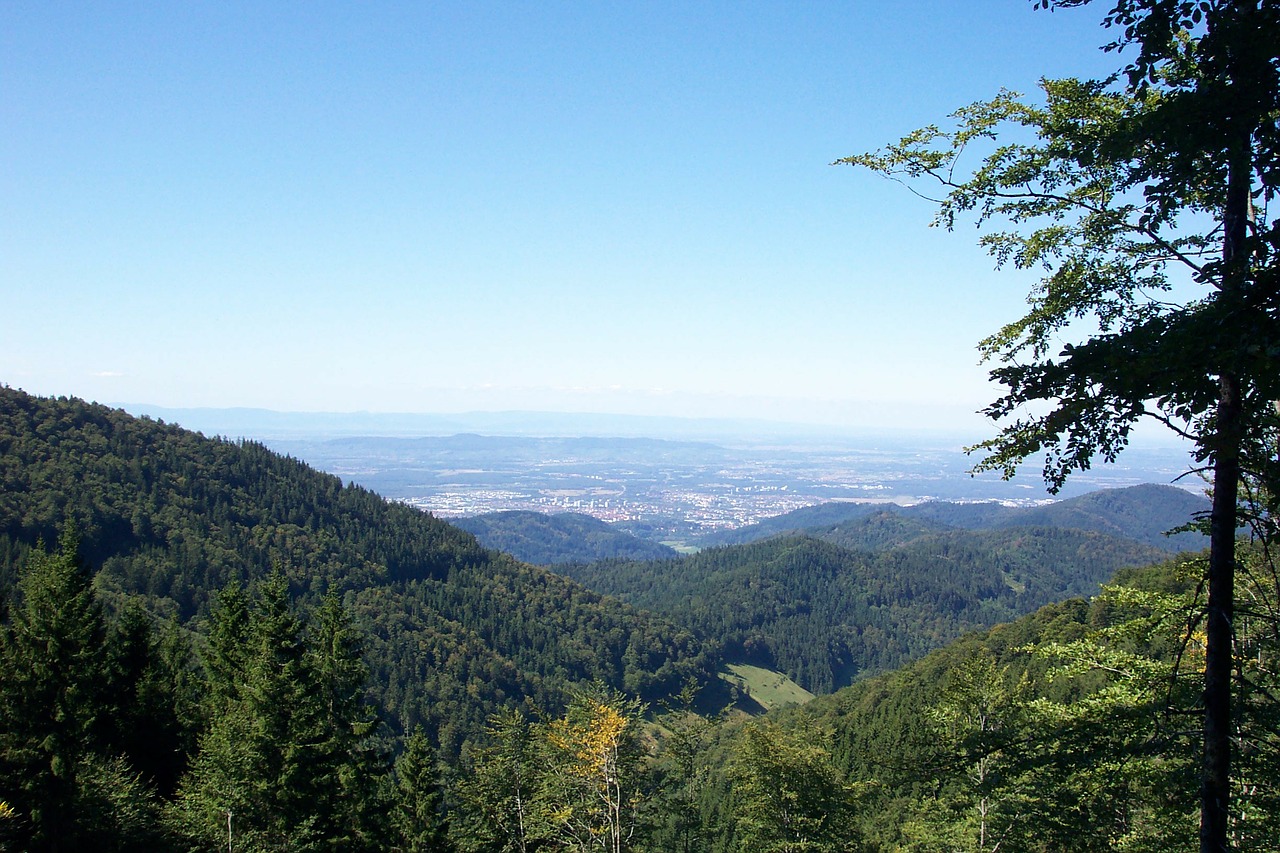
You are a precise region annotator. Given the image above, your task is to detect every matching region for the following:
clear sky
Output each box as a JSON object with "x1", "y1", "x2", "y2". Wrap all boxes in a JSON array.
[{"x1": 2, "y1": 1, "x2": 1132, "y2": 432}]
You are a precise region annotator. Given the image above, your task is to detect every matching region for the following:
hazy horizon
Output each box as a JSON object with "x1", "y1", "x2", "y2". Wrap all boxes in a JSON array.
[
  {"x1": 4, "y1": 2, "x2": 1133, "y2": 434},
  {"x1": 116, "y1": 399, "x2": 992, "y2": 441},
  {"x1": 112, "y1": 399, "x2": 1195, "y2": 457}
]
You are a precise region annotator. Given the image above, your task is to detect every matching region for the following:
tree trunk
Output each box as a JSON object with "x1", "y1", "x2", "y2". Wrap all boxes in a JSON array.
[
  {"x1": 1201, "y1": 97, "x2": 1254, "y2": 852},
  {"x1": 1202, "y1": 378, "x2": 1239, "y2": 853}
]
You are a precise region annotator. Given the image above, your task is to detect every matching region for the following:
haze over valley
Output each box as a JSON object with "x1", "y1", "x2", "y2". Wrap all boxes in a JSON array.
[{"x1": 126, "y1": 405, "x2": 1200, "y2": 547}]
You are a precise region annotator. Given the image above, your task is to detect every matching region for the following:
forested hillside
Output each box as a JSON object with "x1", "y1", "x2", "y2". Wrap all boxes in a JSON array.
[
  {"x1": 453, "y1": 510, "x2": 679, "y2": 564},
  {"x1": 0, "y1": 387, "x2": 717, "y2": 755},
  {"x1": 712, "y1": 553, "x2": 1280, "y2": 851},
  {"x1": 623, "y1": 552, "x2": 1280, "y2": 852},
  {"x1": 696, "y1": 483, "x2": 1209, "y2": 550},
  {"x1": 558, "y1": 527, "x2": 1166, "y2": 692},
  {"x1": 2, "y1": 388, "x2": 1275, "y2": 851}
]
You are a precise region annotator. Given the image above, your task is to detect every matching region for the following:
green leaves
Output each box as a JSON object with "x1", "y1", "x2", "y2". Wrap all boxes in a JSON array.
[
  {"x1": 840, "y1": 39, "x2": 1279, "y2": 497},
  {"x1": 451, "y1": 707, "x2": 545, "y2": 853},
  {"x1": 451, "y1": 688, "x2": 649, "y2": 853},
  {"x1": 729, "y1": 720, "x2": 861, "y2": 852}
]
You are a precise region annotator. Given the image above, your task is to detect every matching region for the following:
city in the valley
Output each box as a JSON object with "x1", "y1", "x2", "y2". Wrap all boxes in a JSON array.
[{"x1": 264, "y1": 431, "x2": 1197, "y2": 543}]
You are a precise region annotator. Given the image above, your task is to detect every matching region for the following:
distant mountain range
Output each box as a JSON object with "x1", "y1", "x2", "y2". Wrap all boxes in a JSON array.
[
  {"x1": 119, "y1": 404, "x2": 889, "y2": 443},
  {"x1": 695, "y1": 483, "x2": 1209, "y2": 551},
  {"x1": 456, "y1": 484, "x2": 1209, "y2": 564},
  {"x1": 0, "y1": 387, "x2": 1211, "y2": 736}
]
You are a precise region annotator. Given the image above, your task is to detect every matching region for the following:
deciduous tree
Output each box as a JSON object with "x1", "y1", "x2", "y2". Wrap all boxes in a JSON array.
[
  {"x1": 840, "y1": 3, "x2": 1279, "y2": 848},
  {"x1": 540, "y1": 688, "x2": 647, "y2": 853},
  {"x1": 647, "y1": 682, "x2": 720, "y2": 853},
  {"x1": 729, "y1": 720, "x2": 860, "y2": 852},
  {"x1": 451, "y1": 707, "x2": 546, "y2": 853},
  {"x1": 907, "y1": 654, "x2": 1027, "y2": 853}
]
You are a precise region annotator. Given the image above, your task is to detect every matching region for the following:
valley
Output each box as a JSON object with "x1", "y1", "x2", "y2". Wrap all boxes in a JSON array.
[
  {"x1": 255, "y1": 429, "x2": 1199, "y2": 546},
  {"x1": 1, "y1": 387, "x2": 1274, "y2": 851}
]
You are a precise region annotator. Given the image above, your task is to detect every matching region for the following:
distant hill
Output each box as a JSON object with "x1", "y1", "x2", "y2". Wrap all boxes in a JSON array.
[
  {"x1": 453, "y1": 511, "x2": 679, "y2": 564},
  {"x1": 121, "y1": 404, "x2": 846, "y2": 442},
  {"x1": 988, "y1": 483, "x2": 1209, "y2": 549},
  {"x1": 694, "y1": 501, "x2": 883, "y2": 547},
  {"x1": 0, "y1": 388, "x2": 718, "y2": 756},
  {"x1": 895, "y1": 500, "x2": 1031, "y2": 530},
  {"x1": 807, "y1": 509, "x2": 952, "y2": 552},
  {"x1": 694, "y1": 483, "x2": 1208, "y2": 551},
  {"x1": 557, "y1": 526, "x2": 1166, "y2": 694}
]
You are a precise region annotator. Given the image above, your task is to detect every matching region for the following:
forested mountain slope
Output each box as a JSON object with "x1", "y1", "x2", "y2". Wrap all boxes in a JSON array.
[
  {"x1": 696, "y1": 482, "x2": 1208, "y2": 550},
  {"x1": 557, "y1": 527, "x2": 1166, "y2": 693},
  {"x1": 990, "y1": 482, "x2": 1208, "y2": 548},
  {"x1": 555, "y1": 527, "x2": 1167, "y2": 696},
  {"x1": 453, "y1": 510, "x2": 679, "y2": 564},
  {"x1": 0, "y1": 387, "x2": 717, "y2": 755},
  {"x1": 4, "y1": 387, "x2": 1252, "y2": 851},
  {"x1": 717, "y1": 552, "x2": 1279, "y2": 851}
]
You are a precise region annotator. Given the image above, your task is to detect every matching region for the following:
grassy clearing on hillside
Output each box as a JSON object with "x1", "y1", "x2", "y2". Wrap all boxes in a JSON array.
[
  {"x1": 664, "y1": 541, "x2": 701, "y2": 555},
  {"x1": 719, "y1": 663, "x2": 814, "y2": 711}
]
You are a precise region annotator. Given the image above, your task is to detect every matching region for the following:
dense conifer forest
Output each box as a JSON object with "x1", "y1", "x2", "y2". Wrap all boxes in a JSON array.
[
  {"x1": 559, "y1": 522, "x2": 1170, "y2": 692},
  {"x1": 3, "y1": 386, "x2": 1278, "y2": 850},
  {"x1": 0, "y1": 388, "x2": 716, "y2": 751}
]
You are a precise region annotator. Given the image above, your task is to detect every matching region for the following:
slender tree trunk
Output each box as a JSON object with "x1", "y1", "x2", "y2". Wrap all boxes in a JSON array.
[
  {"x1": 1201, "y1": 102, "x2": 1253, "y2": 852},
  {"x1": 1203, "y1": 380, "x2": 1239, "y2": 853}
]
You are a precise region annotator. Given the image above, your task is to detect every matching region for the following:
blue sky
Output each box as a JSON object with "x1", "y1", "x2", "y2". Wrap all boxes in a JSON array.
[{"x1": 2, "y1": 1, "x2": 1131, "y2": 432}]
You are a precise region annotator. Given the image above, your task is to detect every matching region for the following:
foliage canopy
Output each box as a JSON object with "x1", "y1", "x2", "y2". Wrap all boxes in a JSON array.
[{"x1": 840, "y1": 2, "x2": 1279, "y2": 849}]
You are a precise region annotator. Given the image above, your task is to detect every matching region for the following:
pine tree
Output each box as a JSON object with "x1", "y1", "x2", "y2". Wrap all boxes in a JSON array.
[
  {"x1": 303, "y1": 592, "x2": 391, "y2": 849},
  {"x1": 0, "y1": 530, "x2": 112, "y2": 851},
  {"x1": 103, "y1": 601, "x2": 200, "y2": 798},
  {"x1": 171, "y1": 571, "x2": 313, "y2": 850},
  {"x1": 203, "y1": 579, "x2": 251, "y2": 703},
  {"x1": 170, "y1": 572, "x2": 393, "y2": 851},
  {"x1": 392, "y1": 727, "x2": 450, "y2": 852}
]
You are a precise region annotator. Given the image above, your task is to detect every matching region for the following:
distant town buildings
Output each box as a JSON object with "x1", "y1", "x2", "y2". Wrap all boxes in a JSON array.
[{"x1": 400, "y1": 485, "x2": 825, "y2": 533}]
